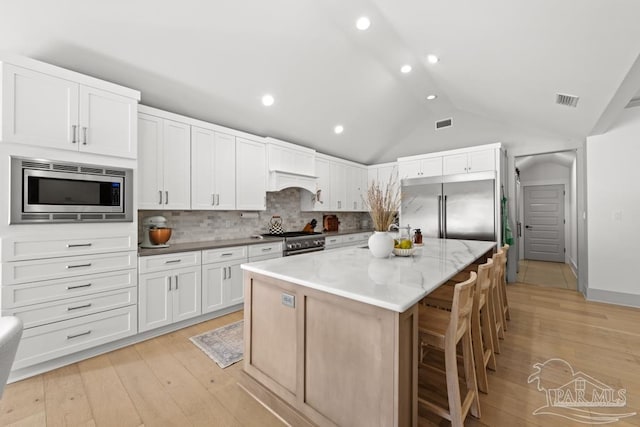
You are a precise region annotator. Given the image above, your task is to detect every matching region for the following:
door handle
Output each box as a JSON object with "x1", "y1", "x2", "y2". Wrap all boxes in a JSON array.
[
  {"x1": 438, "y1": 195, "x2": 443, "y2": 238},
  {"x1": 443, "y1": 195, "x2": 448, "y2": 239}
]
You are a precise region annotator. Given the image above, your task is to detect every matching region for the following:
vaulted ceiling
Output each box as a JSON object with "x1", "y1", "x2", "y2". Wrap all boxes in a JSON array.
[{"x1": 2, "y1": 0, "x2": 640, "y2": 164}]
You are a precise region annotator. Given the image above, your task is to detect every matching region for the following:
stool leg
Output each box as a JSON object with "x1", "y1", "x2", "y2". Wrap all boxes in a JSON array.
[
  {"x1": 481, "y1": 301, "x2": 497, "y2": 371},
  {"x1": 445, "y1": 339, "x2": 464, "y2": 427},
  {"x1": 471, "y1": 302, "x2": 489, "y2": 393},
  {"x1": 462, "y1": 324, "x2": 481, "y2": 419}
]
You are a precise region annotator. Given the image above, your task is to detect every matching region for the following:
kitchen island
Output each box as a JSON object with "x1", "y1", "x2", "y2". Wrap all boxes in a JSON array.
[{"x1": 240, "y1": 238, "x2": 495, "y2": 427}]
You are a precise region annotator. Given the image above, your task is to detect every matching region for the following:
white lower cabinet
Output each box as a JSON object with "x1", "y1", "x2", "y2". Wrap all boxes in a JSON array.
[
  {"x1": 138, "y1": 252, "x2": 202, "y2": 333},
  {"x1": 202, "y1": 246, "x2": 248, "y2": 314}
]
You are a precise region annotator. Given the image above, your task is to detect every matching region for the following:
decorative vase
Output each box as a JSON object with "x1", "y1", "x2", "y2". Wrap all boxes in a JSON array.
[{"x1": 368, "y1": 231, "x2": 394, "y2": 258}]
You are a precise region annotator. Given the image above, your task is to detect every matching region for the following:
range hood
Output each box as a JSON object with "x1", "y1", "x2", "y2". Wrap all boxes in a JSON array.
[{"x1": 268, "y1": 170, "x2": 317, "y2": 194}]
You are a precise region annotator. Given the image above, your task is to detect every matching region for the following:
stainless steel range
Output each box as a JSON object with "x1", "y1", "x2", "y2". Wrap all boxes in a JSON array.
[{"x1": 262, "y1": 232, "x2": 325, "y2": 256}]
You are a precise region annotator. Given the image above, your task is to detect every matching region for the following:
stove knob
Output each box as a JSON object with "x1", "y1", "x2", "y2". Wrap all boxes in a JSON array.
[{"x1": 287, "y1": 243, "x2": 294, "y2": 250}]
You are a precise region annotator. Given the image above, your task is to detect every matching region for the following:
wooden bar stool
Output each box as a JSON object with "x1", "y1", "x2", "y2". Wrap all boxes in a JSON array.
[
  {"x1": 418, "y1": 272, "x2": 480, "y2": 426},
  {"x1": 491, "y1": 250, "x2": 506, "y2": 344},
  {"x1": 499, "y1": 244, "x2": 511, "y2": 324},
  {"x1": 422, "y1": 260, "x2": 497, "y2": 393}
]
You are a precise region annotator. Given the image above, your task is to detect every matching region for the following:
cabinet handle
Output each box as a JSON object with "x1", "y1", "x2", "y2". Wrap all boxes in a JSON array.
[
  {"x1": 223, "y1": 267, "x2": 227, "y2": 280},
  {"x1": 165, "y1": 259, "x2": 182, "y2": 264},
  {"x1": 71, "y1": 125, "x2": 77, "y2": 144},
  {"x1": 67, "y1": 303, "x2": 92, "y2": 311},
  {"x1": 67, "y1": 330, "x2": 91, "y2": 340},
  {"x1": 175, "y1": 275, "x2": 179, "y2": 290},
  {"x1": 168, "y1": 276, "x2": 172, "y2": 291},
  {"x1": 67, "y1": 243, "x2": 92, "y2": 248},
  {"x1": 66, "y1": 263, "x2": 92, "y2": 269},
  {"x1": 82, "y1": 126, "x2": 88, "y2": 145},
  {"x1": 67, "y1": 283, "x2": 92, "y2": 290},
  {"x1": 221, "y1": 253, "x2": 233, "y2": 257},
  {"x1": 228, "y1": 266, "x2": 232, "y2": 279},
  {"x1": 216, "y1": 194, "x2": 220, "y2": 206},
  {"x1": 212, "y1": 194, "x2": 215, "y2": 206},
  {"x1": 261, "y1": 247, "x2": 272, "y2": 252},
  {"x1": 165, "y1": 191, "x2": 169, "y2": 205},
  {"x1": 159, "y1": 191, "x2": 163, "y2": 205}
]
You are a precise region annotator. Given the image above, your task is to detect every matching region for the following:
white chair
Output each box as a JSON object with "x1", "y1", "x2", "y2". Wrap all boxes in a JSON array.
[{"x1": 0, "y1": 316, "x2": 23, "y2": 398}]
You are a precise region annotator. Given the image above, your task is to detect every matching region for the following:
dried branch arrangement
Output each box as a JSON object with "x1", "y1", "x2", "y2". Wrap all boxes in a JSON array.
[{"x1": 363, "y1": 175, "x2": 401, "y2": 232}]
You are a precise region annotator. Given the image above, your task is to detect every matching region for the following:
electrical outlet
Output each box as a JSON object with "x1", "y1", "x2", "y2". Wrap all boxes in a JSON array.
[{"x1": 281, "y1": 293, "x2": 295, "y2": 308}]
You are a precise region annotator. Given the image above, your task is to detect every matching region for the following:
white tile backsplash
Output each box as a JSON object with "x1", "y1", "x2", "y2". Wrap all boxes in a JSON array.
[{"x1": 139, "y1": 188, "x2": 369, "y2": 244}]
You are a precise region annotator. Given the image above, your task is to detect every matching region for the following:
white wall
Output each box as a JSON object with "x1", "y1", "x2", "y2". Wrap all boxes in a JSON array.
[
  {"x1": 586, "y1": 107, "x2": 640, "y2": 301},
  {"x1": 518, "y1": 162, "x2": 572, "y2": 264},
  {"x1": 570, "y1": 158, "x2": 577, "y2": 272}
]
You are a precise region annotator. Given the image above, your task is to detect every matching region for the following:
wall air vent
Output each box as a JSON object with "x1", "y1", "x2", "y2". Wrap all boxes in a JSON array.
[
  {"x1": 556, "y1": 93, "x2": 579, "y2": 107},
  {"x1": 435, "y1": 118, "x2": 453, "y2": 130}
]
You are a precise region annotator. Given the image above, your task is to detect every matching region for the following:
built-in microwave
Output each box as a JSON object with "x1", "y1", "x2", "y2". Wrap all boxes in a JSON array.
[{"x1": 10, "y1": 156, "x2": 133, "y2": 224}]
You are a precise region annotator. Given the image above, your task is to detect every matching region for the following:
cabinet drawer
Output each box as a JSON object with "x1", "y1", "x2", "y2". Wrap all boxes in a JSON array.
[
  {"x1": 324, "y1": 235, "x2": 344, "y2": 247},
  {"x1": 202, "y1": 246, "x2": 247, "y2": 265},
  {"x1": 138, "y1": 251, "x2": 201, "y2": 274},
  {"x1": 5, "y1": 287, "x2": 137, "y2": 329},
  {"x1": 343, "y1": 233, "x2": 370, "y2": 245},
  {"x1": 13, "y1": 305, "x2": 137, "y2": 370},
  {"x1": 1, "y1": 233, "x2": 135, "y2": 262},
  {"x1": 2, "y1": 269, "x2": 137, "y2": 309},
  {"x1": 2, "y1": 251, "x2": 137, "y2": 285},
  {"x1": 248, "y1": 242, "x2": 283, "y2": 258}
]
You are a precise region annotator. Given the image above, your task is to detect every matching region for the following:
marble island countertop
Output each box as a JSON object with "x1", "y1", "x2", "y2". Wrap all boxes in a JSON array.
[{"x1": 241, "y1": 237, "x2": 496, "y2": 312}]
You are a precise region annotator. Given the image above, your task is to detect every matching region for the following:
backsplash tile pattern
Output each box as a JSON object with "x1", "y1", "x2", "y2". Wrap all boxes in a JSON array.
[{"x1": 139, "y1": 188, "x2": 370, "y2": 245}]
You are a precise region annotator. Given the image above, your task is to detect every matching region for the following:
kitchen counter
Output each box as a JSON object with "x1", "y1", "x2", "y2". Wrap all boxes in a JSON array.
[
  {"x1": 137, "y1": 229, "x2": 372, "y2": 256},
  {"x1": 240, "y1": 237, "x2": 496, "y2": 426},
  {"x1": 242, "y1": 237, "x2": 495, "y2": 312},
  {"x1": 138, "y1": 236, "x2": 283, "y2": 257}
]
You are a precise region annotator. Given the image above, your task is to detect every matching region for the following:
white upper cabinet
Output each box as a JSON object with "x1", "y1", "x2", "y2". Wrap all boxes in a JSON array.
[
  {"x1": 1, "y1": 61, "x2": 139, "y2": 158},
  {"x1": 398, "y1": 157, "x2": 442, "y2": 180},
  {"x1": 138, "y1": 113, "x2": 191, "y2": 210},
  {"x1": 442, "y1": 148, "x2": 495, "y2": 175},
  {"x1": 265, "y1": 137, "x2": 316, "y2": 194},
  {"x1": 301, "y1": 157, "x2": 331, "y2": 212},
  {"x1": 236, "y1": 137, "x2": 266, "y2": 210},
  {"x1": 330, "y1": 161, "x2": 348, "y2": 211},
  {"x1": 191, "y1": 127, "x2": 236, "y2": 210}
]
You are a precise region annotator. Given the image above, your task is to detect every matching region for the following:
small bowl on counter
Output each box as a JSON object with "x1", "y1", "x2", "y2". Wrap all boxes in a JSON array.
[{"x1": 393, "y1": 247, "x2": 417, "y2": 257}]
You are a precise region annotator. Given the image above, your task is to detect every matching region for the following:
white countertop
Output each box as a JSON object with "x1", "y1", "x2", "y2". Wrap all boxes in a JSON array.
[{"x1": 241, "y1": 237, "x2": 496, "y2": 312}]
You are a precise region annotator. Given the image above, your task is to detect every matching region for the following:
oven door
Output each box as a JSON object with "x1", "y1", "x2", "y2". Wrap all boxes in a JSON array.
[
  {"x1": 284, "y1": 246, "x2": 325, "y2": 257},
  {"x1": 23, "y1": 169, "x2": 124, "y2": 214}
]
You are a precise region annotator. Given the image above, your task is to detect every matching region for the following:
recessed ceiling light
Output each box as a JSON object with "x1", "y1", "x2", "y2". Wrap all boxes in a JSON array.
[
  {"x1": 426, "y1": 94, "x2": 437, "y2": 100},
  {"x1": 356, "y1": 17, "x2": 371, "y2": 31},
  {"x1": 400, "y1": 65, "x2": 412, "y2": 74},
  {"x1": 334, "y1": 125, "x2": 344, "y2": 134},
  {"x1": 261, "y1": 94, "x2": 275, "y2": 106},
  {"x1": 427, "y1": 54, "x2": 439, "y2": 64}
]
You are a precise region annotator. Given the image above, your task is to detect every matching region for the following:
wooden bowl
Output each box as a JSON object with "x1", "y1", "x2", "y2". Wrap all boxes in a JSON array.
[{"x1": 149, "y1": 227, "x2": 172, "y2": 245}]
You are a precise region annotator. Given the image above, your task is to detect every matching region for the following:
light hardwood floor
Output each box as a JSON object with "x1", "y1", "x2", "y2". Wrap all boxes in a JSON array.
[
  {"x1": 518, "y1": 260, "x2": 577, "y2": 290},
  {"x1": 3, "y1": 283, "x2": 640, "y2": 426}
]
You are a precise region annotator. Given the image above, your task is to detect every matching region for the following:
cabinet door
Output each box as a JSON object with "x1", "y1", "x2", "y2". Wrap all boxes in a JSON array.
[
  {"x1": 138, "y1": 272, "x2": 172, "y2": 332},
  {"x1": 236, "y1": 138, "x2": 266, "y2": 210},
  {"x1": 315, "y1": 158, "x2": 332, "y2": 211},
  {"x1": 162, "y1": 119, "x2": 191, "y2": 209},
  {"x1": 227, "y1": 263, "x2": 244, "y2": 305},
  {"x1": 212, "y1": 132, "x2": 237, "y2": 210},
  {"x1": 467, "y1": 149, "x2": 495, "y2": 173},
  {"x1": 398, "y1": 160, "x2": 421, "y2": 179},
  {"x1": 202, "y1": 264, "x2": 225, "y2": 313},
  {"x1": 191, "y1": 126, "x2": 216, "y2": 209},
  {"x1": 330, "y1": 161, "x2": 347, "y2": 211},
  {"x1": 420, "y1": 157, "x2": 443, "y2": 177},
  {"x1": 172, "y1": 267, "x2": 201, "y2": 323},
  {"x1": 377, "y1": 165, "x2": 397, "y2": 190},
  {"x1": 138, "y1": 113, "x2": 164, "y2": 209},
  {"x1": 442, "y1": 153, "x2": 468, "y2": 175},
  {"x1": 78, "y1": 86, "x2": 137, "y2": 158},
  {"x1": 2, "y1": 64, "x2": 79, "y2": 149},
  {"x1": 346, "y1": 165, "x2": 359, "y2": 211}
]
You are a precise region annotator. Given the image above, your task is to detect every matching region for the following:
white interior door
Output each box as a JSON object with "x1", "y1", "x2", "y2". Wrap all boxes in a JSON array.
[{"x1": 523, "y1": 184, "x2": 565, "y2": 262}]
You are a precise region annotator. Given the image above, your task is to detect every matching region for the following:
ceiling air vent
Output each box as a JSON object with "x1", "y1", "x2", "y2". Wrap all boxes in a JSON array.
[
  {"x1": 556, "y1": 93, "x2": 579, "y2": 108},
  {"x1": 435, "y1": 118, "x2": 453, "y2": 130}
]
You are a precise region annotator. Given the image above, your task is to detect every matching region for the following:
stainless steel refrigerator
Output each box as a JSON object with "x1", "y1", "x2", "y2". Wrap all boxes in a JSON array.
[{"x1": 400, "y1": 171, "x2": 496, "y2": 241}]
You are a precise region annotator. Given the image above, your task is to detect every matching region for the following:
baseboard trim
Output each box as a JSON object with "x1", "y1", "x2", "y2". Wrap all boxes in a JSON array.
[
  {"x1": 586, "y1": 289, "x2": 640, "y2": 308},
  {"x1": 8, "y1": 304, "x2": 243, "y2": 383}
]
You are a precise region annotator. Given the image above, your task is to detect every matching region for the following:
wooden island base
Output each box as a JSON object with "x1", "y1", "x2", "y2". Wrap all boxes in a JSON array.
[{"x1": 242, "y1": 271, "x2": 419, "y2": 427}]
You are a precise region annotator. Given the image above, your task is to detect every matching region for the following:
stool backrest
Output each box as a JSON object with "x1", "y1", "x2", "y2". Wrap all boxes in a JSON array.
[
  {"x1": 477, "y1": 258, "x2": 494, "y2": 295},
  {"x1": 449, "y1": 271, "x2": 477, "y2": 338}
]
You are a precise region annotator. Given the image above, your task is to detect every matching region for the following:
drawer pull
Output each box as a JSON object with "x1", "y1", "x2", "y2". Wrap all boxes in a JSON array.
[
  {"x1": 67, "y1": 243, "x2": 93, "y2": 248},
  {"x1": 67, "y1": 303, "x2": 92, "y2": 311},
  {"x1": 67, "y1": 283, "x2": 92, "y2": 290},
  {"x1": 165, "y1": 259, "x2": 182, "y2": 264},
  {"x1": 66, "y1": 263, "x2": 92, "y2": 269},
  {"x1": 67, "y1": 330, "x2": 92, "y2": 339},
  {"x1": 221, "y1": 253, "x2": 233, "y2": 256},
  {"x1": 261, "y1": 247, "x2": 272, "y2": 252}
]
